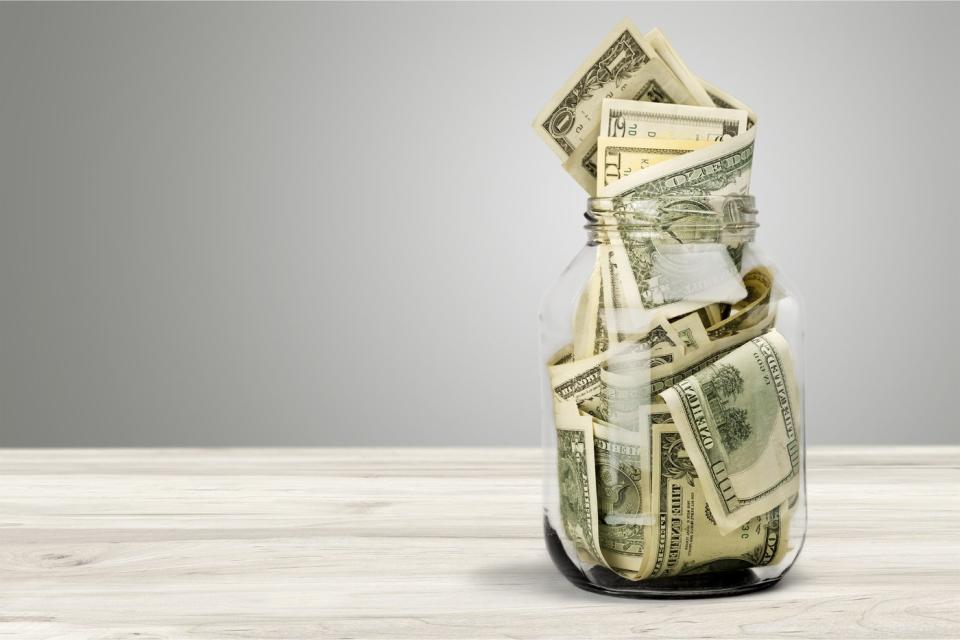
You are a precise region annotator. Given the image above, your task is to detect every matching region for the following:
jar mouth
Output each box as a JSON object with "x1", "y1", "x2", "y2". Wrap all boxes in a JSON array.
[{"x1": 585, "y1": 194, "x2": 758, "y2": 231}]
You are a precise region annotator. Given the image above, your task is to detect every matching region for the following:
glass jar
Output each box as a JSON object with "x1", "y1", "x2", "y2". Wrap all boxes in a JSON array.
[{"x1": 540, "y1": 195, "x2": 805, "y2": 597}]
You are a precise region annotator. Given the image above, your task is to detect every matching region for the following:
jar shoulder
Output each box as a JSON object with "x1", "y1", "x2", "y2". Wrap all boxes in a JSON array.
[
  {"x1": 539, "y1": 245, "x2": 598, "y2": 320},
  {"x1": 541, "y1": 242, "x2": 805, "y2": 317}
]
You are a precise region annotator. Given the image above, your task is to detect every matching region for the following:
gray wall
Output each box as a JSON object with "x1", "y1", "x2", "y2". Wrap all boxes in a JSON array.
[{"x1": 1, "y1": 2, "x2": 957, "y2": 446}]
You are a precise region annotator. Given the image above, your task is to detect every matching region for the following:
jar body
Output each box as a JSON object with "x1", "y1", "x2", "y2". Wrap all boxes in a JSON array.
[{"x1": 540, "y1": 199, "x2": 805, "y2": 597}]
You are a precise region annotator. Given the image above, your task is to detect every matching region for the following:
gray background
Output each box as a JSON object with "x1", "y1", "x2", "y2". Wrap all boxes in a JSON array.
[{"x1": 1, "y1": 2, "x2": 957, "y2": 446}]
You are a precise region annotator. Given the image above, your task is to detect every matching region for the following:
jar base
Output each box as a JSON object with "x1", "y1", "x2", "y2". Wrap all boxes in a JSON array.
[{"x1": 544, "y1": 516, "x2": 783, "y2": 599}]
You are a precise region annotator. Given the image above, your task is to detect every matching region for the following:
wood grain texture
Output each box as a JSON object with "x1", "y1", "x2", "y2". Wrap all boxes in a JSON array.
[{"x1": 0, "y1": 447, "x2": 956, "y2": 639}]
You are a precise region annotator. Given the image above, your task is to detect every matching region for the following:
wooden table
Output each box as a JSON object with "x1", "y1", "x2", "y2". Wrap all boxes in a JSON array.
[{"x1": 0, "y1": 447, "x2": 956, "y2": 639}]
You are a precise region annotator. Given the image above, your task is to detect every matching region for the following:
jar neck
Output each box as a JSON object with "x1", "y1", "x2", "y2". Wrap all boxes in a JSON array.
[
  {"x1": 584, "y1": 195, "x2": 758, "y2": 246},
  {"x1": 586, "y1": 226, "x2": 756, "y2": 246}
]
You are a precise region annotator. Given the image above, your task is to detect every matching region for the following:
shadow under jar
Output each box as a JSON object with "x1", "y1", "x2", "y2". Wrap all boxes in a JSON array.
[{"x1": 540, "y1": 195, "x2": 805, "y2": 598}]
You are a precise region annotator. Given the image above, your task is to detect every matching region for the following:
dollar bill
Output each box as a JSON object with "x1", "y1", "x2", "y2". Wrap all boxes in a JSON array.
[
  {"x1": 645, "y1": 28, "x2": 716, "y2": 108},
  {"x1": 670, "y1": 310, "x2": 711, "y2": 354},
  {"x1": 593, "y1": 421, "x2": 651, "y2": 573},
  {"x1": 606, "y1": 317, "x2": 682, "y2": 369},
  {"x1": 696, "y1": 303, "x2": 725, "y2": 328},
  {"x1": 640, "y1": 423, "x2": 788, "y2": 579},
  {"x1": 561, "y1": 62, "x2": 702, "y2": 194},
  {"x1": 534, "y1": 19, "x2": 676, "y2": 162},
  {"x1": 601, "y1": 98, "x2": 748, "y2": 141},
  {"x1": 598, "y1": 242, "x2": 688, "y2": 349},
  {"x1": 616, "y1": 237, "x2": 748, "y2": 321},
  {"x1": 698, "y1": 75, "x2": 757, "y2": 128},
  {"x1": 599, "y1": 125, "x2": 756, "y2": 198},
  {"x1": 555, "y1": 410, "x2": 607, "y2": 565},
  {"x1": 580, "y1": 332, "x2": 681, "y2": 424},
  {"x1": 597, "y1": 136, "x2": 716, "y2": 192},
  {"x1": 549, "y1": 316, "x2": 681, "y2": 405},
  {"x1": 707, "y1": 266, "x2": 774, "y2": 339},
  {"x1": 659, "y1": 330, "x2": 801, "y2": 533},
  {"x1": 599, "y1": 368, "x2": 652, "y2": 429},
  {"x1": 598, "y1": 245, "x2": 637, "y2": 349},
  {"x1": 650, "y1": 401, "x2": 674, "y2": 424},
  {"x1": 596, "y1": 362, "x2": 686, "y2": 431}
]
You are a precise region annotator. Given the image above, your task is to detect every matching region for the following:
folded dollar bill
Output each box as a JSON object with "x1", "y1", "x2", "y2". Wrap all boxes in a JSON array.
[{"x1": 660, "y1": 330, "x2": 801, "y2": 533}]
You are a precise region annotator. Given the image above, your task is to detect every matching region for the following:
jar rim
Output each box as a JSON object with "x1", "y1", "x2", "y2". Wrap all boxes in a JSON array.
[{"x1": 588, "y1": 194, "x2": 755, "y2": 212}]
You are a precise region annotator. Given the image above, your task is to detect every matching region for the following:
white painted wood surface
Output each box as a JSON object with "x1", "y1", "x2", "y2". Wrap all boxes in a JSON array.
[{"x1": 0, "y1": 447, "x2": 956, "y2": 639}]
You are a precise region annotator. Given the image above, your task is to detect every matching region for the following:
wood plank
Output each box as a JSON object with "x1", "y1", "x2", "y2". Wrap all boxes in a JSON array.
[{"x1": 0, "y1": 447, "x2": 955, "y2": 639}]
